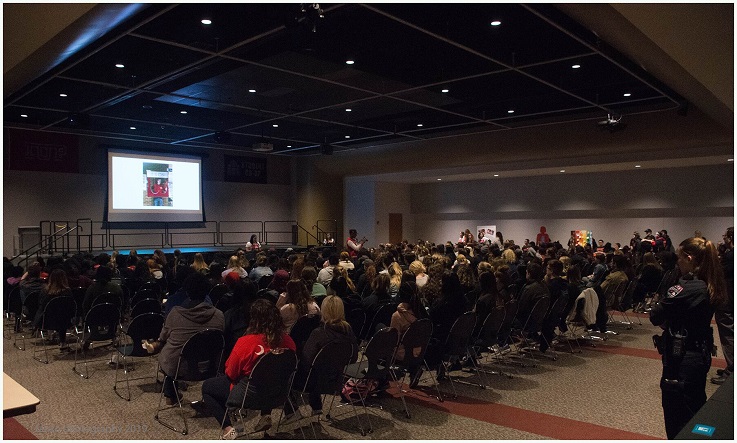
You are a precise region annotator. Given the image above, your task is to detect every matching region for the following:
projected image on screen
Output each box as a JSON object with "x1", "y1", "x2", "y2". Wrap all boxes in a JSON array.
[
  {"x1": 143, "y1": 162, "x2": 172, "y2": 207},
  {"x1": 106, "y1": 149, "x2": 204, "y2": 223}
]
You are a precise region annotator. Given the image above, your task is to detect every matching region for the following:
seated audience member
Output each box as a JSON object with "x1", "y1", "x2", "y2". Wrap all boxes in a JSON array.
[
  {"x1": 409, "y1": 260, "x2": 429, "y2": 288},
  {"x1": 222, "y1": 255, "x2": 248, "y2": 280},
  {"x1": 361, "y1": 273, "x2": 392, "y2": 319},
  {"x1": 633, "y1": 252, "x2": 663, "y2": 311},
  {"x1": 539, "y1": 259, "x2": 568, "y2": 352},
  {"x1": 163, "y1": 266, "x2": 198, "y2": 318},
  {"x1": 592, "y1": 254, "x2": 630, "y2": 333},
  {"x1": 419, "y1": 263, "x2": 444, "y2": 307},
  {"x1": 337, "y1": 251, "x2": 355, "y2": 271},
  {"x1": 280, "y1": 279, "x2": 320, "y2": 331},
  {"x1": 355, "y1": 260, "x2": 376, "y2": 297},
  {"x1": 19, "y1": 263, "x2": 46, "y2": 303},
  {"x1": 329, "y1": 275, "x2": 362, "y2": 312},
  {"x1": 473, "y1": 271, "x2": 502, "y2": 338},
  {"x1": 281, "y1": 295, "x2": 358, "y2": 423},
  {"x1": 247, "y1": 254, "x2": 272, "y2": 283},
  {"x1": 515, "y1": 262, "x2": 550, "y2": 326},
  {"x1": 82, "y1": 266, "x2": 123, "y2": 316},
  {"x1": 301, "y1": 267, "x2": 327, "y2": 299},
  {"x1": 191, "y1": 253, "x2": 210, "y2": 275},
  {"x1": 387, "y1": 262, "x2": 403, "y2": 298},
  {"x1": 143, "y1": 273, "x2": 225, "y2": 405},
  {"x1": 63, "y1": 260, "x2": 92, "y2": 289},
  {"x1": 199, "y1": 300, "x2": 295, "y2": 439},
  {"x1": 583, "y1": 253, "x2": 607, "y2": 287},
  {"x1": 429, "y1": 272, "x2": 467, "y2": 340},
  {"x1": 316, "y1": 254, "x2": 339, "y2": 287},
  {"x1": 33, "y1": 268, "x2": 73, "y2": 350},
  {"x1": 391, "y1": 282, "x2": 429, "y2": 387},
  {"x1": 223, "y1": 279, "x2": 258, "y2": 359}
]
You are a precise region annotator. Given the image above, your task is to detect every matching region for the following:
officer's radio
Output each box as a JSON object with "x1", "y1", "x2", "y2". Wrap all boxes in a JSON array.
[{"x1": 669, "y1": 328, "x2": 687, "y2": 358}]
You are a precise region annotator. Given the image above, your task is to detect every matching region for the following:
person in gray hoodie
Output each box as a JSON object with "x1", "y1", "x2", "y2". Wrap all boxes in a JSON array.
[{"x1": 144, "y1": 272, "x2": 224, "y2": 404}]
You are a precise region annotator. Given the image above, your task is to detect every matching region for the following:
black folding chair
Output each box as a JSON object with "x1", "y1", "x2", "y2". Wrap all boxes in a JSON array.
[
  {"x1": 345, "y1": 308, "x2": 366, "y2": 347},
  {"x1": 257, "y1": 274, "x2": 274, "y2": 290},
  {"x1": 32, "y1": 296, "x2": 77, "y2": 364},
  {"x1": 289, "y1": 314, "x2": 321, "y2": 355},
  {"x1": 13, "y1": 290, "x2": 41, "y2": 351},
  {"x1": 471, "y1": 307, "x2": 514, "y2": 377},
  {"x1": 437, "y1": 311, "x2": 485, "y2": 396},
  {"x1": 3, "y1": 286, "x2": 22, "y2": 340},
  {"x1": 284, "y1": 341, "x2": 361, "y2": 437},
  {"x1": 224, "y1": 348, "x2": 297, "y2": 438},
  {"x1": 215, "y1": 294, "x2": 233, "y2": 313},
  {"x1": 342, "y1": 327, "x2": 398, "y2": 427},
  {"x1": 72, "y1": 302, "x2": 122, "y2": 379},
  {"x1": 114, "y1": 312, "x2": 165, "y2": 401},
  {"x1": 208, "y1": 283, "x2": 230, "y2": 306},
  {"x1": 131, "y1": 288, "x2": 158, "y2": 307},
  {"x1": 365, "y1": 302, "x2": 396, "y2": 339},
  {"x1": 389, "y1": 318, "x2": 442, "y2": 418},
  {"x1": 71, "y1": 286, "x2": 86, "y2": 322},
  {"x1": 509, "y1": 297, "x2": 550, "y2": 365},
  {"x1": 155, "y1": 329, "x2": 225, "y2": 435},
  {"x1": 131, "y1": 298, "x2": 162, "y2": 318}
]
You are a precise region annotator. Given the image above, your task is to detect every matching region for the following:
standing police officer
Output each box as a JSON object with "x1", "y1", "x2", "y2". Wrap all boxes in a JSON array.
[{"x1": 650, "y1": 237, "x2": 727, "y2": 439}]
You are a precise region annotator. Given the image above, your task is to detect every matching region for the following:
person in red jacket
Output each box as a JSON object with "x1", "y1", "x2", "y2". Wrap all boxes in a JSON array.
[{"x1": 198, "y1": 299, "x2": 296, "y2": 439}]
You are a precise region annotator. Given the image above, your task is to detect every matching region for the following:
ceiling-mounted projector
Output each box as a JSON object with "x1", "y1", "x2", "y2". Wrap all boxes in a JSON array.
[
  {"x1": 597, "y1": 114, "x2": 626, "y2": 132},
  {"x1": 252, "y1": 142, "x2": 273, "y2": 152}
]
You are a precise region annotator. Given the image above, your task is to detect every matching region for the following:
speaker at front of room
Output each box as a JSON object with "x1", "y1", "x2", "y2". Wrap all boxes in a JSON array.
[{"x1": 320, "y1": 143, "x2": 333, "y2": 155}]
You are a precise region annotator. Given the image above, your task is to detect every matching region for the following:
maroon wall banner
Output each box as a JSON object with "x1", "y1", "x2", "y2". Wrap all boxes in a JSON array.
[
  {"x1": 224, "y1": 155, "x2": 267, "y2": 184},
  {"x1": 6, "y1": 129, "x2": 80, "y2": 173}
]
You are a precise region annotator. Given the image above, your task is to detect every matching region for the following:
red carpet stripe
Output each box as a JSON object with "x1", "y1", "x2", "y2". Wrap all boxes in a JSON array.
[
  {"x1": 397, "y1": 389, "x2": 661, "y2": 440},
  {"x1": 587, "y1": 343, "x2": 727, "y2": 366},
  {"x1": 3, "y1": 418, "x2": 38, "y2": 440}
]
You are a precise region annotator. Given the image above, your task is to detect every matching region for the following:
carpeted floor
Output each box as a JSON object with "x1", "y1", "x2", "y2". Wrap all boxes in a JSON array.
[{"x1": 2, "y1": 311, "x2": 725, "y2": 440}]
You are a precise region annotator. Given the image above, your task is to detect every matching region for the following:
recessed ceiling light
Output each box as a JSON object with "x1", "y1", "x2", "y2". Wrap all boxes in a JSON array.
[
  {"x1": 142, "y1": 105, "x2": 152, "y2": 109},
  {"x1": 201, "y1": 19, "x2": 212, "y2": 25},
  {"x1": 490, "y1": 20, "x2": 501, "y2": 26},
  {"x1": 559, "y1": 169, "x2": 565, "y2": 173},
  {"x1": 345, "y1": 60, "x2": 355, "y2": 65},
  {"x1": 115, "y1": 63, "x2": 125, "y2": 68},
  {"x1": 623, "y1": 93, "x2": 632, "y2": 97},
  {"x1": 437, "y1": 178, "x2": 442, "y2": 181},
  {"x1": 728, "y1": 158, "x2": 734, "y2": 162},
  {"x1": 635, "y1": 165, "x2": 641, "y2": 168},
  {"x1": 345, "y1": 108, "x2": 352, "y2": 112},
  {"x1": 571, "y1": 64, "x2": 581, "y2": 69},
  {"x1": 59, "y1": 93, "x2": 67, "y2": 97},
  {"x1": 287, "y1": 145, "x2": 292, "y2": 148},
  {"x1": 493, "y1": 174, "x2": 499, "y2": 177},
  {"x1": 20, "y1": 114, "x2": 28, "y2": 118},
  {"x1": 130, "y1": 126, "x2": 136, "y2": 130},
  {"x1": 417, "y1": 123, "x2": 423, "y2": 127},
  {"x1": 248, "y1": 89, "x2": 256, "y2": 93},
  {"x1": 272, "y1": 124, "x2": 278, "y2": 128},
  {"x1": 180, "y1": 111, "x2": 187, "y2": 114},
  {"x1": 507, "y1": 110, "x2": 514, "y2": 114},
  {"x1": 345, "y1": 135, "x2": 350, "y2": 139},
  {"x1": 441, "y1": 89, "x2": 449, "y2": 93}
]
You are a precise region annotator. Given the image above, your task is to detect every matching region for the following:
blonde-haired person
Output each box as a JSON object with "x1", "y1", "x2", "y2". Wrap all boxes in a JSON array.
[
  {"x1": 222, "y1": 255, "x2": 248, "y2": 279},
  {"x1": 650, "y1": 237, "x2": 727, "y2": 439},
  {"x1": 502, "y1": 248, "x2": 516, "y2": 265},
  {"x1": 453, "y1": 254, "x2": 469, "y2": 269},
  {"x1": 409, "y1": 260, "x2": 429, "y2": 288},
  {"x1": 191, "y1": 253, "x2": 210, "y2": 275},
  {"x1": 335, "y1": 266, "x2": 356, "y2": 294},
  {"x1": 281, "y1": 295, "x2": 358, "y2": 424},
  {"x1": 387, "y1": 262, "x2": 403, "y2": 298}
]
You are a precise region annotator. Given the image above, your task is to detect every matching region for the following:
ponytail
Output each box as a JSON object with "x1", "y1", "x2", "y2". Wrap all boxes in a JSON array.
[
  {"x1": 701, "y1": 241, "x2": 727, "y2": 308},
  {"x1": 679, "y1": 237, "x2": 727, "y2": 308}
]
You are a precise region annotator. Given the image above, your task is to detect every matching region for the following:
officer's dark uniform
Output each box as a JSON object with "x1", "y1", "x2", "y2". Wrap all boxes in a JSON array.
[{"x1": 650, "y1": 276, "x2": 715, "y2": 439}]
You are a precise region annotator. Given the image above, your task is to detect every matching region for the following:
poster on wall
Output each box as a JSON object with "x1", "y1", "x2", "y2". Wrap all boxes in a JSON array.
[
  {"x1": 476, "y1": 225, "x2": 497, "y2": 243},
  {"x1": 571, "y1": 230, "x2": 593, "y2": 247}
]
